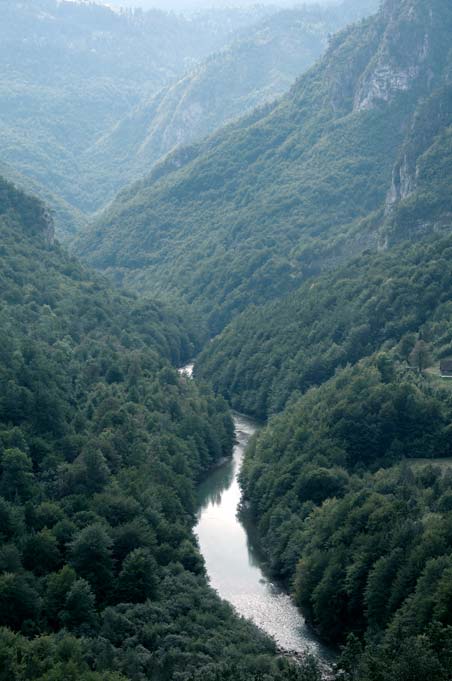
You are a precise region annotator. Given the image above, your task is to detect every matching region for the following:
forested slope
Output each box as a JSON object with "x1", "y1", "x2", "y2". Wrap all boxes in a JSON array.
[
  {"x1": 76, "y1": 0, "x2": 452, "y2": 333},
  {"x1": 0, "y1": 0, "x2": 271, "y2": 236},
  {"x1": 218, "y1": 230, "x2": 452, "y2": 678},
  {"x1": 197, "y1": 233, "x2": 452, "y2": 418},
  {"x1": 0, "y1": 160, "x2": 87, "y2": 240},
  {"x1": 238, "y1": 356, "x2": 452, "y2": 679},
  {"x1": 1, "y1": 0, "x2": 376, "y2": 240},
  {"x1": 183, "y1": 5, "x2": 452, "y2": 677},
  {"x1": 0, "y1": 178, "x2": 317, "y2": 681},
  {"x1": 87, "y1": 1, "x2": 379, "y2": 197}
]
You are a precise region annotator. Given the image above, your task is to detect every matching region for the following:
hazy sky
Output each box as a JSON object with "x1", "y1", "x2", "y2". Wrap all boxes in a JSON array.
[{"x1": 107, "y1": 0, "x2": 337, "y2": 11}]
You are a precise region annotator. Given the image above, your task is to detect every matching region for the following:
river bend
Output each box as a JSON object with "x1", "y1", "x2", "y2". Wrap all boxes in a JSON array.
[{"x1": 180, "y1": 364, "x2": 331, "y2": 661}]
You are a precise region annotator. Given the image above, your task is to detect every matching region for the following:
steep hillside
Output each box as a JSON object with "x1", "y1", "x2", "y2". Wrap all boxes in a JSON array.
[
  {"x1": 86, "y1": 1, "x2": 378, "y2": 196},
  {"x1": 190, "y1": 4, "x2": 452, "y2": 670},
  {"x1": 0, "y1": 0, "x2": 270, "y2": 235},
  {"x1": 77, "y1": 0, "x2": 452, "y2": 333},
  {"x1": 232, "y1": 287, "x2": 452, "y2": 678},
  {"x1": 0, "y1": 177, "x2": 316, "y2": 681},
  {"x1": 239, "y1": 356, "x2": 452, "y2": 678},
  {"x1": 0, "y1": 160, "x2": 87, "y2": 239},
  {"x1": 197, "y1": 232, "x2": 452, "y2": 418}
]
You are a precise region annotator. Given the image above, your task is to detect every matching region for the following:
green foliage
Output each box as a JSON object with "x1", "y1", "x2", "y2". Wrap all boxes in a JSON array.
[
  {"x1": 240, "y1": 357, "x2": 452, "y2": 573},
  {"x1": 0, "y1": 1, "x2": 281, "y2": 236},
  {"x1": 69, "y1": 525, "x2": 113, "y2": 603},
  {"x1": 22, "y1": 529, "x2": 61, "y2": 577},
  {"x1": 2, "y1": 2, "x2": 451, "y2": 680},
  {"x1": 198, "y1": 234, "x2": 452, "y2": 418},
  {"x1": 0, "y1": 573, "x2": 41, "y2": 631},
  {"x1": 0, "y1": 178, "x2": 312, "y2": 679},
  {"x1": 293, "y1": 466, "x2": 452, "y2": 641},
  {"x1": 234, "y1": 356, "x2": 452, "y2": 678},
  {"x1": 0, "y1": 1, "x2": 375, "y2": 240},
  {"x1": 0, "y1": 449, "x2": 34, "y2": 502},
  {"x1": 77, "y1": 0, "x2": 451, "y2": 335},
  {"x1": 61, "y1": 578, "x2": 98, "y2": 635},
  {"x1": 89, "y1": 2, "x2": 377, "y2": 201},
  {"x1": 118, "y1": 548, "x2": 158, "y2": 603}
]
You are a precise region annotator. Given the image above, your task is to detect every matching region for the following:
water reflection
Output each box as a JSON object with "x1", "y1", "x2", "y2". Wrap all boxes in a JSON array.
[
  {"x1": 195, "y1": 411, "x2": 333, "y2": 661},
  {"x1": 198, "y1": 458, "x2": 235, "y2": 509}
]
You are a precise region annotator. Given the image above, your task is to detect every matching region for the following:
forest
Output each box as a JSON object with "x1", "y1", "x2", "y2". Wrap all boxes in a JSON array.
[
  {"x1": 0, "y1": 0, "x2": 375, "y2": 239},
  {"x1": 238, "y1": 358, "x2": 452, "y2": 678},
  {"x1": 0, "y1": 178, "x2": 320, "y2": 681},
  {"x1": 196, "y1": 233, "x2": 452, "y2": 417},
  {"x1": 1, "y1": 0, "x2": 452, "y2": 680},
  {"x1": 76, "y1": 0, "x2": 452, "y2": 334}
]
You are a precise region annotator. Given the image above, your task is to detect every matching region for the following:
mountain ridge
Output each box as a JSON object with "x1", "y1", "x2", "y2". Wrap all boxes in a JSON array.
[
  {"x1": 0, "y1": 0, "x2": 283, "y2": 236},
  {"x1": 83, "y1": 1, "x2": 379, "y2": 199},
  {"x1": 76, "y1": 0, "x2": 452, "y2": 333}
]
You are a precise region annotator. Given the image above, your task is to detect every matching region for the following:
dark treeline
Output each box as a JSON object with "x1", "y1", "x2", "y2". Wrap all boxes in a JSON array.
[
  {"x1": 0, "y1": 178, "x2": 318, "y2": 681},
  {"x1": 197, "y1": 233, "x2": 452, "y2": 419},
  {"x1": 194, "y1": 228, "x2": 452, "y2": 680},
  {"x1": 237, "y1": 356, "x2": 452, "y2": 679}
]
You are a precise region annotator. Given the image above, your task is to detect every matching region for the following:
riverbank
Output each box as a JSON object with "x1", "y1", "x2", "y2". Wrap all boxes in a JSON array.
[
  {"x1": 179, "y1": 363, "x2": 334, "y2": 669},
  {"x1": 196, "y1": 410, "x2": 334, "y2": 663}
]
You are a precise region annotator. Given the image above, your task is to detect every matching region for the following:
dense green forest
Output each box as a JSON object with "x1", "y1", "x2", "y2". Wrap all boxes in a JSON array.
[
  {"x1": 184, "y1": 4, "x2": 452, "y2": 678},
  {"x1": 214, "y1": 227, "x2": 452, "y2": 679},
  {"x1": 238, "y1": 357, "x2": 452, "y2": 679},
  {"x1": 76, "y1": 0, "x2": 452, "y2": 334},
  {"x1": 2, "y1": 0, "x2": 452, "y2": 679},
  {"x1": 197, "y1": 233, "x2": 452, "y2": 418},
  {"x1": 186, "y1": 2, "x2": 452, "y2": 669},
  {"x1": 0, "y1": 177, "x2": 320, "y2": 681},
  {"x1": 87, "y1": 1, "x2": 378, "y2": 198}
]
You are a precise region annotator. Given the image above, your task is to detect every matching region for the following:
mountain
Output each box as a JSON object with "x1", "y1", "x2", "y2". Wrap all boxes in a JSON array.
[
  {"x1": 0, "y1": 160, "x2": 88, "y2": 238},
  {"x1": 76, "y1": 0, "x2": 452, "y2": 334},
  {"x1": 187, "y1": 3, "x2": 452, "y2": 675},
  {"x1": 2, "y1": 1, "x2": 452, "y2": 679},
  {"x1": 85, "y1": 1, "x2": 378, "y2": 196},
  {"x1": 196, "y1": 232, "x2": 452, "y2": 418},
  {"x1": 0, "y1": 0, "x2": 272, "y2": 236},
  {"x1": 217, "y1": 227, "x2": 452, "y2": 678},
  {"x1": 0, "y1": 176, "x2": 315, "y2": 681}
]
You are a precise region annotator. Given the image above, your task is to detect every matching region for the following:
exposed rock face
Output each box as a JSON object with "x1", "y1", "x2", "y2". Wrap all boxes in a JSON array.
[
  {"x1": 386, "y1": 79, "x2": 452, "y2": 217},
  {"x1": 355, "y1": 64, "x2": 421, "y2": 110},
  {"x1": 386, "y1": 152, "x2": 416, "y2": 210},
  {"x1": 42, "y1": 207, "x2": 55, "y2": 247},
  {"x1": 353, "y1": 0, "x2": 435, "y2": 111},
  {"x1": 326, "y1": 26, "x2": 383, "y2": 114}
]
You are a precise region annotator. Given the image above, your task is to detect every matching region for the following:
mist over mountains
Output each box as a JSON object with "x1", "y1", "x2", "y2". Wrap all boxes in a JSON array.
[
  {"x1": 0, "y1": 0, "x2": 377, "y2": 238},
  {"x1": 106, "y1": 0, "x2": 339, "y2": 12},
  {"x1": 77, "y1": 0, "x2": 451, "y2": 334},
  {"x1": 1, "y1": 1, "x2": 452, "y2": 680}
]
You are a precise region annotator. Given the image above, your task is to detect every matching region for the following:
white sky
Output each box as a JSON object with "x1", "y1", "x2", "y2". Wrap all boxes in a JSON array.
[{"x1": 106, "y1": 0, "x2": 337, "y2": 11}]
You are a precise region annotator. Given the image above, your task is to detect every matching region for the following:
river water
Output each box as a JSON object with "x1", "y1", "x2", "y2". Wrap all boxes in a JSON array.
[{"x1": 180, "y1": 364, "x2": 332, "y2": 662}]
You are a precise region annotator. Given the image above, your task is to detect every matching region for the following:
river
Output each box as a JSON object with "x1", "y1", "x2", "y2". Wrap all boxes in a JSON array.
[{"x1": 180, "y1": 364, "x2": 333, "y2": 664}]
